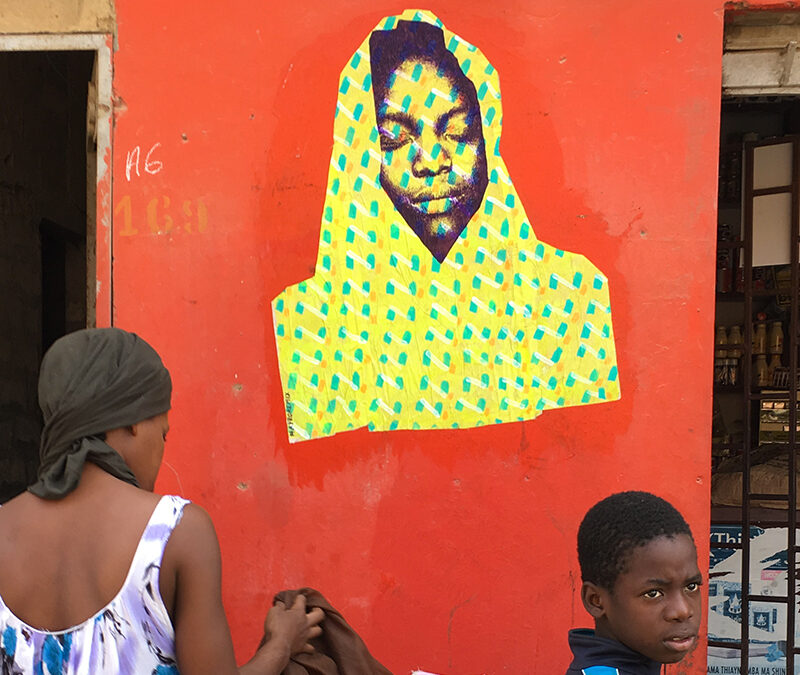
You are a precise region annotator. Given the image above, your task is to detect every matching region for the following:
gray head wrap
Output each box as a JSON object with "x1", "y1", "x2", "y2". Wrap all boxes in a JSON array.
[{"x1": 28, "y1": 327, "x2": 172, "y2": 499}]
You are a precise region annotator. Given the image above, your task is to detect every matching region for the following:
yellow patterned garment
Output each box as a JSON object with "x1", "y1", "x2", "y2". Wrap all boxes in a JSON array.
[{"x1": 272, "y1": 9, "x2": 619, "y2": 442}]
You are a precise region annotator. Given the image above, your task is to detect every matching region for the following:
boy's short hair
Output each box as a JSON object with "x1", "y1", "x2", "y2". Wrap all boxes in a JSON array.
[{"x1": 578, "y1": 491, "x2": 693, "y2": 590}]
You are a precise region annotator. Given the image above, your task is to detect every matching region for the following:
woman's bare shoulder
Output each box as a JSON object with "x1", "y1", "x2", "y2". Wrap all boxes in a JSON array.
[
  {"x1": 158, "y1": 500, "x2": 221, "y2": 621},
  {"x1": 165, "y1": 502, "x2": 219, "y2": 561},
  {"x1": 0, "y1": 471, "x2": 164, "y2": 548}
]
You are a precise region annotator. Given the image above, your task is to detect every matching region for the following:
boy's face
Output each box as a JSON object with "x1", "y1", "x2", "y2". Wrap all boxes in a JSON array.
[{"x1": 584, "y1": 534, "x2": 702, "y2": 664}]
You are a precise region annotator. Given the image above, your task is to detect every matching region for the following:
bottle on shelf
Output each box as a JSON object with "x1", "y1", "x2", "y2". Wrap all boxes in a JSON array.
[
  {"x1": 715, "y1": 357, "x2": 727, "y2": 385},
  {"x1": 727, "y1": 357, "x2": 739, "y2": 386},
  {"x1": 767, "y1": 354, "x2": 782, "y2": 385},
  {"x1": 753, "y1": 322, "x2": 767, "y2": 355},
  {"x1": 714, "y1": 327, "x2": 728, "y2": 385},
  {"x1": 754, "y1": 354, "x2": 769, "y2": 388},
  {"x1": 728, "y1": 325, "x2": 742, "y2": 348},
  {"x1": 769, "y1": 321, "x2": 784, "y2": 355},
  {"x1": 728, "y1": 325, "x2": 743, "y2": 365}
]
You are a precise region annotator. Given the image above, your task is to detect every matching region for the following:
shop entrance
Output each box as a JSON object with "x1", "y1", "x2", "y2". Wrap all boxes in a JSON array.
[
  {"x1": 0, "y1": 42, "x2": 101, "y2": 502},
  {"x1": 709, "y1": 11, "x2": 800, "y2": 674}
]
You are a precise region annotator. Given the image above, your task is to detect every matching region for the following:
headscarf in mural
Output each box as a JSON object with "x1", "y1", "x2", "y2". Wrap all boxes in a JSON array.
[{"x1": 272, "y1": 9, "x2": 619, "y2": 442}]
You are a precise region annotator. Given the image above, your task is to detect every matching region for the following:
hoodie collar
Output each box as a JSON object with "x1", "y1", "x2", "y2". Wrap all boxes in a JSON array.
[{"x1": 568, "y1": 629, "x2": 661, "y2": 674}]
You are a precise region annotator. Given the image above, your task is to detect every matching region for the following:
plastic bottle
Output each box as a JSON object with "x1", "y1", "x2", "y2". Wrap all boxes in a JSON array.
[
  {"x1": 769, "y1": 321, "x2": 784, "y2": 355},
  {"x1": 754, "y1": 354, "x2": 769, "y2": 387},
  {"x1": 753, "y1": 322, "x2": 767, "y2": 355},
  {"x1": 727, "y1": 358, "x2": 739, "y2": 386},
  {"x1": 728, "y1": 326, "x2": 743, "y2": 368},
  {"x1": 767, "y1": 354, "x2": 782, "y2": 385},
  {"x1": 715, "y1": 326, "x2": 728, "y2": 359},
  {"x1": 715, "y1": 358, "x2": 727, "y2": 385}
]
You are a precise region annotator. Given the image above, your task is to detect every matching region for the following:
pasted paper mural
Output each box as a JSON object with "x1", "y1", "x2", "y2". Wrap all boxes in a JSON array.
[{"x1": 272, "y1": 9, "x2": 620, "y2": 442}]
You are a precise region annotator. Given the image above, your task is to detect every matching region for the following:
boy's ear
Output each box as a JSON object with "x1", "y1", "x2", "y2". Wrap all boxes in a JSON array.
[{"x1": 581, "y1": 581, "x2": 608, "y2": 619}]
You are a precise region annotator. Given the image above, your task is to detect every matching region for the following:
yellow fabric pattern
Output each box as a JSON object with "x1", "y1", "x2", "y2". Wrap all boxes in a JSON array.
[{"x1": 272, "y1": 9, "x2": 619, "y2": 442}]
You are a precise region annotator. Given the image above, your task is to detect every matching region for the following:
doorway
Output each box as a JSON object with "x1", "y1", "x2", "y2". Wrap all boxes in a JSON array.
[
  {"x1": 709, "y1": 11, "x2": 800, "y2": 675},
  {"x1": 0, "y1": 36, "x2": 111, "y2": 503}
]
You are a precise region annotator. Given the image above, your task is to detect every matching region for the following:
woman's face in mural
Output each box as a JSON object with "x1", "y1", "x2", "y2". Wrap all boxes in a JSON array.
[{"x1": 375, "y1": 58, "x2": 488, "y2": 263}]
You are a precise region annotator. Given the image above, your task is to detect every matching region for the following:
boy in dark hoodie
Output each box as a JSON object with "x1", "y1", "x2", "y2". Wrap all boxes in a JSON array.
[{"x1": 565, "y1": 491, "x2": 703, "y2": 675}]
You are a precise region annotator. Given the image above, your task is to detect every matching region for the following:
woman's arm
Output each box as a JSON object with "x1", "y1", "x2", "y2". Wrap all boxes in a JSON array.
[
  {"x1": 165, "y1": 504, "x2": 322, "y2": 675},
  {"x1": 240, "y1": 596, "x2": 324, "y2": 674}
]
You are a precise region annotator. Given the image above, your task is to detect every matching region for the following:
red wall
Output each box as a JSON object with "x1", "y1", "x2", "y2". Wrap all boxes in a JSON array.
[{"x1": 110, "y1": 1, "x2": 728, "y2": 672}]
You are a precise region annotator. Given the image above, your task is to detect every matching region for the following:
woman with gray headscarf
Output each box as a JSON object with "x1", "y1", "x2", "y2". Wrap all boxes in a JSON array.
[{"x1": 0, "y1": 328, "x2": 322, "y2": 674}]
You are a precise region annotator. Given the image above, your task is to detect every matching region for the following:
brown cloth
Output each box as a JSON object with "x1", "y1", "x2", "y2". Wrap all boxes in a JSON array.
[{"x1": 267, "y1": 588, "x2": 393, "y2": 675}]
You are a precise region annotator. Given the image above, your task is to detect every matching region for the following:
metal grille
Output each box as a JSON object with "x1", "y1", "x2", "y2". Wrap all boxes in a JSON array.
[{"x1": 711, "y1": 135, "x2": 800, "y2": 672}]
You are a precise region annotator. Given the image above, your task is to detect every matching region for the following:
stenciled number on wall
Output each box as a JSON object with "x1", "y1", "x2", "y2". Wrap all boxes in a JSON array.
[
  {"x1": 116, "y1": 142, "x2": 209, "y2": 236},
  {"x1": 115, "y1": 194, "x2": 208, "y2": 237}
]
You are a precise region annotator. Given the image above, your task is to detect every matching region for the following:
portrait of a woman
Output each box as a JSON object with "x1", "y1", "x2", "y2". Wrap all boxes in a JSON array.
[
  {"x1": 369, "y1": 21, "x2": 489, "y2": 263},
  {"x1": 272, "y1": 10, "x2": 619, "y2": 442}
]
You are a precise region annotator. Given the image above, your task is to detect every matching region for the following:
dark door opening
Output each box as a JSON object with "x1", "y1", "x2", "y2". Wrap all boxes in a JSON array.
[
  {"x1": 710, "y1": 97, "x2": 800, "y2": 674},
  {"x1": 0, "y1": 50, "x2": 94, "y2": 502}
]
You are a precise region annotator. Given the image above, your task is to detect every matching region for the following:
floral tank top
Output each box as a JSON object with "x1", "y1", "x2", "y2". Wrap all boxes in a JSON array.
[{"x1": 0, "y1": 495, "x2": 188, "y2": 674}]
